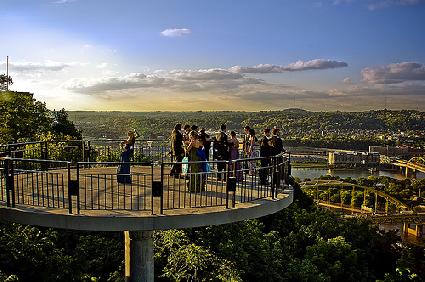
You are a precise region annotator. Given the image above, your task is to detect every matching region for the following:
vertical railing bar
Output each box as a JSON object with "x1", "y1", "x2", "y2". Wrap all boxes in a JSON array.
[
  {"x1": 90, "y1": 174, "x2": 93, "y2": 209},
  {"x1": 48, "y1": 170, "x2": 52, "y2": 207},
  {"x1": 67, "y1": 162, "x2": 72, "y2": 214},
  {"x1": 97, "y1": 172, "x2": 100, "y2": 209},
  {"x1": 41, "y1": 171, "x2": 45, "y2": 207},
  {"x1": 160, "y1": 163, "x2": 164, "y2": 214},
  {"x1": 104, "y1": 174, "x2": 107, "y2": 209}
]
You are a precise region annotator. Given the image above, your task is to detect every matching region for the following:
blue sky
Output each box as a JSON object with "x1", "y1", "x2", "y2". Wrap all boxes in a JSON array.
[{"x1": 1, "y1": 0, "x2": 425, "y2": 111}]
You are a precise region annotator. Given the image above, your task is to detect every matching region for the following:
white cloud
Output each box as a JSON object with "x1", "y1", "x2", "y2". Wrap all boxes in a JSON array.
[
  {"x1": 64, "y1": 68, "x2": 264, "y2": 94},
  {"x1": 160, "y1": 28, "x2": 191, "y2": 37},
  {"x1": 51, "y1": 0, "x2": 77, "y2": 4},
  {"x1": 0, "y1": 61, "x2": 78, "y2": 73},
  {"x1": 96, "y1": 62, "x2": 109, "y2": 69},
  {"x1": 368, "y1": 0, "x2": 423, "y2": 10},
  {"x1": 229, "y1": 59, "x2": 348, "y2": 74},
  {"x1": 361, "y1": 62, "x2": 425, "y2": 84},
  {"x1": 343, "y1": 77, "x2": 352, "y2": 84}
]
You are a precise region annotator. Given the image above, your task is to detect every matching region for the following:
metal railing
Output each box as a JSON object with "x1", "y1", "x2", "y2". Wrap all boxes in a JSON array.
[{"x1": 0, "y1": 140, "x2": 291, "y2": 215}]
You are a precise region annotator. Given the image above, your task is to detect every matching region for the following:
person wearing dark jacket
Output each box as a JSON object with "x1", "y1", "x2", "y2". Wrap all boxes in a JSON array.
[
  {"x1": 170, "y1": 124, "x2": 184, "y2": 177},
  {"x1": 270, "y1": 128, "x2": 284, "y2": 156},
  {"x1": 214, "y1": 124, "x2": 229, "y2": 180},
  {"x1": 259, "y1": 128, "x2": 272, "y2": 185}
]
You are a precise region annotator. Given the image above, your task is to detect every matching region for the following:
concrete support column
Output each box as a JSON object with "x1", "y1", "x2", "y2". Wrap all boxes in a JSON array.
[
  {"x1": 125, "y1": 230, "x2": 154, "y2": 282},
  {"x1": 385, "y1": 197, "x2": 389, "y2": 215},
  {"x1": 374, "y1": 192, "x2": 378, "y2": 213}
]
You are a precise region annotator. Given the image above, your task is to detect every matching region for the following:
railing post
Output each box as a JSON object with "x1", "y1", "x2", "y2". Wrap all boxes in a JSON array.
[
  {"x1": 287, "y1": 152, "x2": 291, "y2": 180},
  {"x1": 7, "y1": 145, "x2": 11, "y2": 157},
  {"x1": 87, "y1": 141, "x2": 91, "y2": 163},
  {"x1": 152, "y1": 164, "x2": 164, "y2": 214},
  {"x1": 226, "y1": 161, "x2": 230, "y2": 209},
  {"x1": 271, "y1": 157, "x2": 277, "y2": 199},
  {"x1": 81, "y1": 140, "x2": 85, "y2": 162},
  {"x1": 68, "y1": 162, "x2": 80, "y2": 214},
  {"x1": 4, "y1": 158, "x2": 15, "y2": 208},
  {"x1": 67, "y1": 163, "x2": 72, "y2": 214},
  {"x1": 226, "y1": 161, "x2": 236, "y2": 208},
  {"x1": 76, "y1": 163, "x2": 80, "y2": 213},
  {"x1": 160, "y1": 163, "x2": 164, "y2": 214}
]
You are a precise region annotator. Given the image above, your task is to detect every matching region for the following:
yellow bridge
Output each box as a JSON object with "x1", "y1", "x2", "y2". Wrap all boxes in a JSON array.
[
  {"x1": 300, "y1": 180, "x2": 425, "y2": 238},
  {"x1": 391, "y1": 157, "x2": 425, "y2": 177}
]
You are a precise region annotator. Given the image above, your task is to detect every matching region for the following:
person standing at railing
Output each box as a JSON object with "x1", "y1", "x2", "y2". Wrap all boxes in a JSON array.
[
  {"x1": 170, "y1": 124, "x2": 185, "y2": 177},
  {"x1": 242, "y1": 125, "x2": 251, "y2": 158},
  {"x1": 270, "y1": 128, "x2": 284, "y2": 155},
  {"x1": 199, "y1": 128, "x2": 212, "y2": 161},
  {"x1": 259, "y1": 128, "x2": 272, "y2": 185},
  {"x1": 247, "y1": 128, "x2": 257, "y2": 176},
  {"x1": 214, "y1": 124, "x2": 230, "y2": 181},
  {"x1": 117, "y1": 130, "x2": 138, "y2": 184},
  {"x1": 183, "y1": 124, "x2": 191, "y2": 145},
  {"x1": 186, "y1": 131, "x2": 205, "y2": 192},
  {"x1": 229, "y1": 131, "x2": 243, "y2": 182},
  {"x1": 242, "y1": 125, "x2": 251, "y2": 173}
]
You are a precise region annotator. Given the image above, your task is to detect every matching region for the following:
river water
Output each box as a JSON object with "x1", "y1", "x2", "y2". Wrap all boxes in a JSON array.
[{"x1": 292, "y1": 167, "x2": 425, "y2": 181}]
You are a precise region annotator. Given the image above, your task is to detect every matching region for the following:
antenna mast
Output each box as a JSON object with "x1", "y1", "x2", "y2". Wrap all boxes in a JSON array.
[{"x1": 6, "y1": 56, "x2": 9, "y2": 91}]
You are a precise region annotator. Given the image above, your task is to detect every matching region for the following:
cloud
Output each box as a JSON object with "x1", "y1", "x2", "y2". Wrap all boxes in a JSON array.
[
  {"x1": 161, "y1": 28, "x2": 191, "y2": 37},
  {"x1": 64, "y1": 68, "x2": 266, "y2": 94},
  {"x1": 229, "y1": 59, "x2": 348, "y2": 74},
  {"x1": 367, "y1": 0, "x2": 424, "y2": 10},
  {"x1": 343, "y1": 77, "x2": 352, "y2": 84},
  {"x1": 64, "y1": 73, "x2": 169, "y2": 93},
  {"x1": 51, "y1": 0, "x2": 77, "y2": 4},
  {"x1": 361, "y1": 62, "x2": 425, "y2": 84},
  {"x1": 0, "y1": 61, "x2": 77, "y2": 73}
]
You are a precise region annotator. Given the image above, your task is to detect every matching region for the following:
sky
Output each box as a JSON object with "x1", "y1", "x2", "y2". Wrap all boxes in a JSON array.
[{"x1": 1, "y1": 0, "x2": 425, "y2": 111}]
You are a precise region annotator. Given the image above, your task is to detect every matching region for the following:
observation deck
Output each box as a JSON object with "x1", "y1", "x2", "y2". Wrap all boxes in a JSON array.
[{"x1": 0, "y1": 139, "x2": 293, "y2": 231}]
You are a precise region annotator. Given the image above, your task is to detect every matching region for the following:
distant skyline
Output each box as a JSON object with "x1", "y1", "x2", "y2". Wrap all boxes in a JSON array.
[{"x1": 1, "y1": 0, "x2": 425, "y2": 111}]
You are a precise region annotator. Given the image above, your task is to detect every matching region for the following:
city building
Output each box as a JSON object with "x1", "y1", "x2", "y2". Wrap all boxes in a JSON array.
[{"x1": 328, "y1": 151, "x2": 380, "y2": 168}]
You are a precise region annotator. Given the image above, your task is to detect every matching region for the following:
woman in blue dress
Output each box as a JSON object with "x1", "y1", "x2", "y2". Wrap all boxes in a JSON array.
[{"x1": 117, "y1": 130, "x2": 137, "y2": 184}]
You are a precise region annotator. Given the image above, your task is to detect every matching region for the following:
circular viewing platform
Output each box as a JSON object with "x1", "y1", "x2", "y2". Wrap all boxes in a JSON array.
[{"x1": 0, "y1": 139, "x2": 293, "y2": 231}]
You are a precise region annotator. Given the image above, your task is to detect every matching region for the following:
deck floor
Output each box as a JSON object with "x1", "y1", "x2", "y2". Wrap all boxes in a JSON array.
[{"x1": 1, "y1": 165, "x2": 286, "y2": 216}]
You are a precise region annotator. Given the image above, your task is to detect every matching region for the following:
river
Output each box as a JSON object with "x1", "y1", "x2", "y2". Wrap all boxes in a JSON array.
[{"x1": 292, "y1": 167, "x2": 425, "y2": 181}]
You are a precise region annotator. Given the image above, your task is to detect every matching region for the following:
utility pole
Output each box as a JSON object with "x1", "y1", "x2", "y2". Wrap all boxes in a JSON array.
[{"x1": 6, "y1": 56, "x2": 9, "y2": 91}]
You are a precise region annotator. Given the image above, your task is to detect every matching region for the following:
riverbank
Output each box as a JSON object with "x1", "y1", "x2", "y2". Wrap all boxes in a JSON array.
[{"x1": 291, "y1": 162, "x2": 328, "y2": 168}]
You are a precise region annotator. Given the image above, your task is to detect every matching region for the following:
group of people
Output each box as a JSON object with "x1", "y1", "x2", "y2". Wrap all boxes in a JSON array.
[
  {"x1": 116, "y1": 124, "x2": 285, "y2": 187},
  {"x1": 170, "y1": 123, "x2": 285, "y2": 188}
]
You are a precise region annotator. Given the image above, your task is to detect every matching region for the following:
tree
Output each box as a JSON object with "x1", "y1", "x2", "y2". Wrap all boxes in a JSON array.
[
  {"x1": 0, "y1": 74, "x2": 13, "y2": 91},
  {"x1": 0, "y1": 91, "x2": 52, "y2": 143},
  {"x1": 51, "y1": 108, "x2": 82, "y2": 139}
]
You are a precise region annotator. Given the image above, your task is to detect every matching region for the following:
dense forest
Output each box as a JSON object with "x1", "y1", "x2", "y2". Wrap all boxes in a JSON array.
[
  {"x1": 69, "y1": 109, "x2": 425, "y2": 150},
  {"x1": 1, "y1": 181, "x2": 424, "y2": 282}
]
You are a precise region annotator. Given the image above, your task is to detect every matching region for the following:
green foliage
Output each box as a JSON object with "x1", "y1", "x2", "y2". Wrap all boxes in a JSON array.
[
  {"x1": 154, "y1": 230, "x2": 241, "y2": 281},
  {"x1": 69, "y1": 109, "x2": 425, "y2": 149},
  {"x1": 0, "y1": 74, "x2": 13, "y2": 91},
  {"x1": 0, "y1": 91, "x2": 52, "y2": 143},
  {"x1": 0, "y1": 92, "x2": 81, "y2": 144},
  {"x1": 51, "y1": 109, "x2": 82, "y2": 139},
  {"x1": 0, "y1": 224, "x2": 123, "y2": 282}
]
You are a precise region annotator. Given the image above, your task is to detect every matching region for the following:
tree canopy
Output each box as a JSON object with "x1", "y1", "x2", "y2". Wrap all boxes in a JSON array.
[{"x1": 0, "y1": 91, "x2": 81, "y2": 143}]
